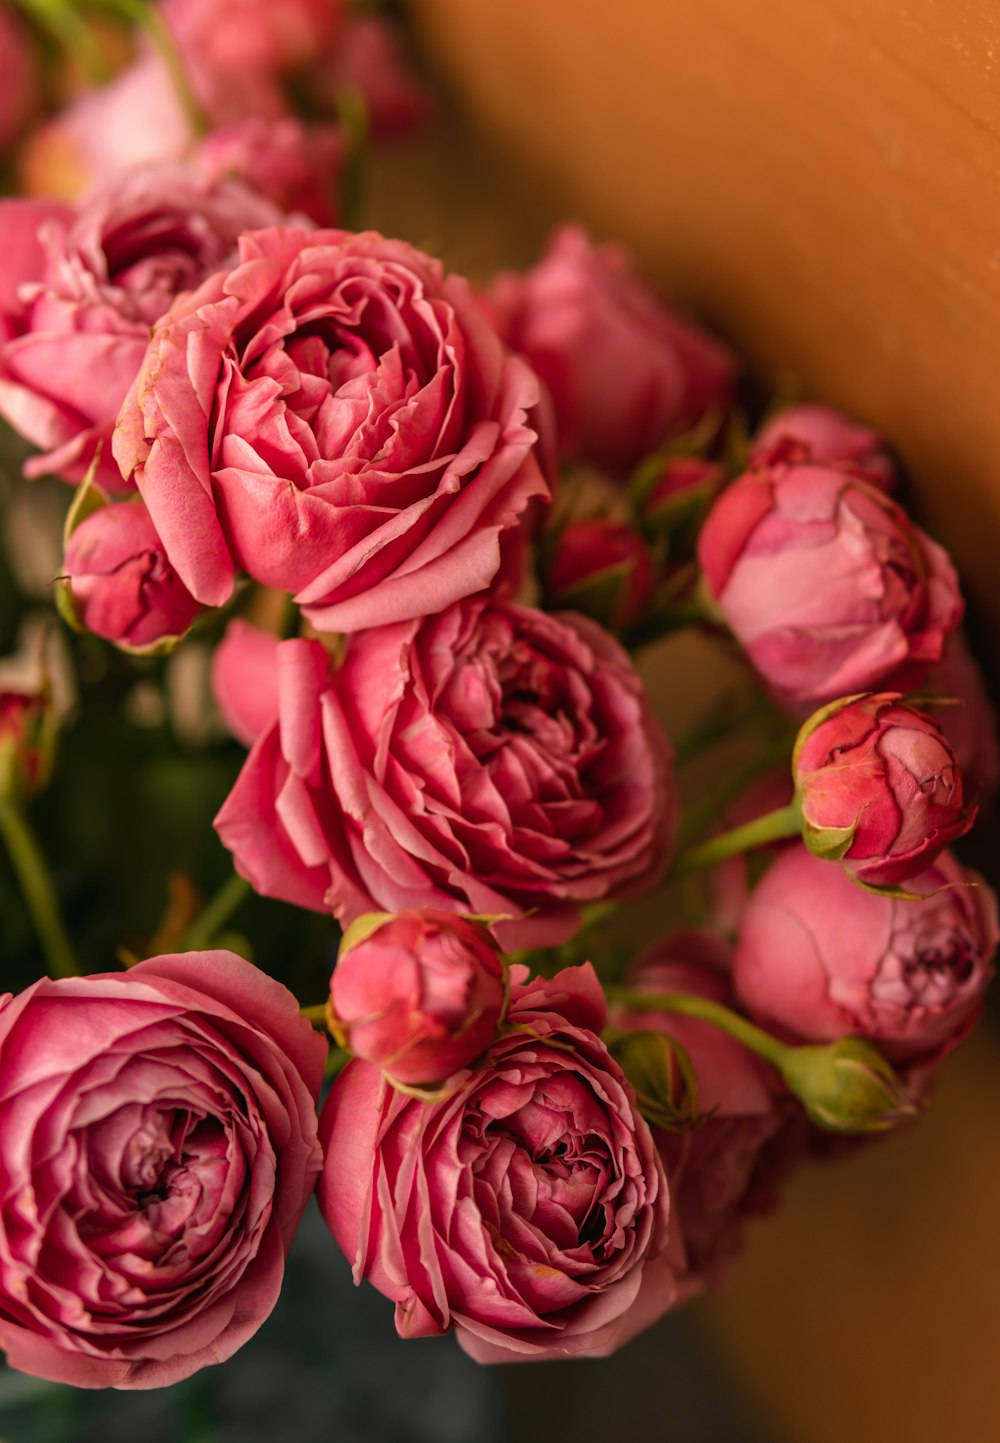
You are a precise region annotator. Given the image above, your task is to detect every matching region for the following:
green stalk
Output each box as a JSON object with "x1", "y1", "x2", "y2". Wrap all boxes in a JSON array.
[
  {"x1": 0, "y1": 801, "x2": 80, "y2": 978},
  {"x1": 604, "y1": 985, "x2": 789, "y2": 1069},
  {"x1": 671, "y1": 799, "x2": 801, "y2": 878},
  {"x1": 180, "y1": 873, "x2": 251, "y2": 951}
]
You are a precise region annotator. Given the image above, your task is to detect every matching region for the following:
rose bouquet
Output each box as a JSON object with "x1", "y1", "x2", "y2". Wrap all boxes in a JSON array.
[{"x1": 0, "y1": 0, "x2": 996, "y2": 1403}]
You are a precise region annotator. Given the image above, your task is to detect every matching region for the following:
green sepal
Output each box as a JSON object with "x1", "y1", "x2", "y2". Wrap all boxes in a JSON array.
[
  {"x1": 337, "y1": 911, "x2": 396, "y2": 959},
  {"x1": 801, "y1": 816, "x2": 858, "y2": 862},
  {"x1": 605, "y1": 1027, "x2": 705, "y2": 1133}
]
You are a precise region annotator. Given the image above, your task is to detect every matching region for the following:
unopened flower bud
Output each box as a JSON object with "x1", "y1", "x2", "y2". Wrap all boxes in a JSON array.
[
  {"x1": 606, "y1": 1026, "x2": 701, "y2": 1131},
  {"x1": 545, "y1": 518, "x2": 653, "y2": 629},
  {"x1": 0, "y1": 689, "x2": 56, "y2": 804},
  {"x1": 780, "y1": 1036, "x2": 919, "y2": 1134}
]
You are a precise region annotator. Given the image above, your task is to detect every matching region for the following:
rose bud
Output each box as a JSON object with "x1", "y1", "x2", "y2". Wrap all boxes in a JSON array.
[
  {"x1": 640, "y1": 455, "x2": 726, "y2": 535},
  {"x1": 213, "y1": 600, "x2": 676, "y2": 949},
  {"x1": 195, "y1": 115, "x2": 344, "y2": 226},
  {"x1": 484, "y1": 225, "x2": 736, "y2": 474},
  {"x1": 544, "y1": 518, "x2": 654, "y2": 629},
  {"x1": 61, "y1": 500, "x2": 203, "y2": 653},
  {"x1": 920, "y1": 632, "x2": 1000, "y2": 807},
  {"x1": 0, "y1": 951, "x2": 325, "y2": 1387},
  {"x1": 751, "y1": 402, "x2": 895, "y2": 489},
  {"x1": 320, "y1": 14, "x2": 431, "y2": 139},
  {"x1": 793, "y1": 692, "x2": 976, "y2": 887},
  {"x1": 328, "y1": 909, "x2": 507, "y2": 1086},
  {"x1": 780, "y1": 1037, "x2": 918, "y2": 1134},
  {"x1": 319, "y1": 963, "x2": 677, "y2": 1360},
  {"x1": 733, "y1": 844, "x2": 998, "y2": 1062},
  {"x1": 0, "y1": 688, "x2": 56, "y2": 803},
  {"x1": 697, "y1": 459, "x2": 963, "y2": 705}
]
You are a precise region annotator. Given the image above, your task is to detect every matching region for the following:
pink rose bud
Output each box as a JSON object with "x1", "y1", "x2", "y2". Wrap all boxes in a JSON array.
[
  {"x1": 62, "y1": 501, "x2": 203, "y2": 652},
  {"x1": 697, "y1": 459, "x2": 963, "y2": 704},
  {"x1": 733, "y1": 844, "x2": 998, "y2": 1062},
  {"x1": 0, "y1": 688, "x2": 56, "y2": 803},
  {"x1": 545, "y1": 518, "x2": 654, "y2": 629},
  {"x1": 751, "y1": 402, "x2": 895, "y2": 489},
  {"x1": 484, "y1": 226, "x2": 736, "y2": 474},
  {"x1": 793, "y1": 692, "x2": 976, "y2": 887},
  {"x1": 195, "y1": 115, "x2": 345, "y2": 226},
  {"x1": 329, "y1": 909, "x2": 507, "y2": 1086},
  {"x1": 321, "y1": 14, "x2": 431, "y2": 139},
  {"x1": 642, "y1": 455, "x2": 726, "y2": 522}
]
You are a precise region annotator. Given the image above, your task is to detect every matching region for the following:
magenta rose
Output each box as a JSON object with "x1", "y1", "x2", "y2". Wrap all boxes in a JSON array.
[
  {"x1": 484, "y1": 225, "x2": 736, "y2": 474},
  {"x1": 0, "y1": 165, "x2": 280, "y2": 489},
  {"x1": 793, "y1": 692, "x2": 976, "y2": 887},
  {"x1": 697, "y1": 459, "x2": 963, "y2": 704},
  {"x1": 545, "y1": 518, "x2": 654, "y2": 629},
  {"x1": 0, "y1": 951, "x2": 325, "y2": 1388},
  {"x1": 62, "y1": 499, "x2": 203, "y2": 651},
  {"x1": 751, "y1": 402, "x2": 895, "y2": 489},
  {"x1": 733, "y1": 844, "x2": 998, "y2": 1062},
  {"x1": 114, "y1": 226, "x2": 550, "y2": 629},
  {"x1": 318, "y1": 963, "x2": 675, "y2": 1360},
  {"x1": 329, "y1": 909, "x2": 507, "y2": 1086},
  {"x1": 213, "y1": 599, "x2": 675, "y2": 947}
]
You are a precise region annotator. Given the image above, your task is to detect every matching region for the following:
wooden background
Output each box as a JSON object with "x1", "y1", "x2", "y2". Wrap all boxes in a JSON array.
[{"x1": 371, "y1": 3, "x2": 1000, "y2": 1439}]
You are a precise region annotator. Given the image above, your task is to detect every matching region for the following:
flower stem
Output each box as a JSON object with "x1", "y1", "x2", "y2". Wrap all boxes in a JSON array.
[
  {"x1": 300, "y1": 1002, "x2": 329, "y2": 1026},
  {"x1": 671, "y1": 799, "x2": 802, "y2": 878},
  {"x1": 0, "y1": 801, "x2": 79, "y2": 978},
  {"x1": 603, "y1": 986, "x2": 790, "y2": 1070},
  {"x1": 180, "y1": 872, "x2": 251, "y2": 950}
]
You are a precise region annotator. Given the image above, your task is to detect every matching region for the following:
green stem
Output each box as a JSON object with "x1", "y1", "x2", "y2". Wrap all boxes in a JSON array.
[
  {"x1": 604, "y1": 986, "x2": 790, "y2": 1070},
  {"x1": 300, "y1": 1002, "x2": 329, "y2": 1026},
  {"x1": 138, "y1": 4, "x2": 206, "y2": 136},
  {"x1": 13, "y1": 0, "x2": 112, "y2": 84},
  {"x1": 181, "y1": 872, "x2": 251, "y2": 950},
  {"x1": 677, "y1": 738, "x2": 795, "y2": 848},
  {"x1": 0, "y1": 802, "x2": 80, "y2": 978},
  {"x1": 671, "y1": 799, "x2": 802, "y2": 878}
]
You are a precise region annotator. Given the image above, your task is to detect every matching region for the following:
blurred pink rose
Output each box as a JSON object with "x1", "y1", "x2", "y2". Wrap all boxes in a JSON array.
[
  {"x1": 698, "y1": 460, "x2": 962, "y2": 704},
  {"x1": 318, "y1": 963, "x2": 676, "y2": 1360},
  {"x1": 0, "y1": 951, "x2": 325, "y2": 1388},
  {"x1": 329, "y1": 909, "x2": 506, "y2": 1086},
  {"x1": 545, "y1": 517, "x2": 654, "y2": 628},
  {"x1": 733, "y1": 844, "x2": 998, "y2": 1061},
  {"x1": 0, "y1": 5, "x2": 37, "y2": 148},
  {"x1": 63, "y1": 499, "x2": 203, "y2": 650},
  {"x1": 919, "y1": 632, "x2": 1000, "y2": 806},
  {"x1": 321, "y1": 14, "x2": 430, "y2": 139},
  {"x1": 751, "y1": 402, "x2": 895, "y2": 489},
  {"x1": 0, "y1": 200, "x2": 73, "y2": 342},
  {"x1": 794, "y1": 692, "x2": 975, "y2": 887},
  {"x1": 0, "y1": 165, "x2": 280, "y2": 489},
  {"x1": 196, "y1": 115, "x2": 344, "y2": 226},
  {"x1": 165, "y1": 0, "x2": 342, "y2": 97},
  {"x1": 485, "y1": 226, "x2": 736, "y2": 473},
  {"x1": 213, "y1": 600, "x2": 675, "y2": 948},
  {"x1": 114, "y1": 226, "x2": 550, "y2": 629}
]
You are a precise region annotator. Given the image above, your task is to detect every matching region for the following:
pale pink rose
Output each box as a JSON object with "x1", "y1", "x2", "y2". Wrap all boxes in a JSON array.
[
  {"x1": 114, "y1": 226, "x2": 551, "y2": 629},
  {"x1": 918, "y1": 632, "x2": 1000, "y2": 807},
  {"x1": 0, "y1": 951, "x2": 325, "y2": 1388},
  {"x1": 485, "y1": 225, "x2": 736, "y2": 473},
  {"x1": 794, "y1": 693, "x2": 975, "y2": 887},
  {"x1": 329, "y1": 909, "x2": 506, "y2": 1085},
  {"x1": 698, "y1": 460, "x2": 963, "y2": 704},
  {"x1": 733, "y1": 844, "x2": 998, "y2": 1061},
  {"x1": 318, "y1": 963, "x2": 676, "y2": 1360},
  {"x1": 0, "y1": 5, "x2": 38, "y2": 149},
  {"x1": 63, "y1": 500, "x2": 203, "y2": 649},
  {"x1": 213, "y1": 601, "x2": 675, "y2": 947},
  {"x1": 196, "y1": 115, "x2": 345, "y2": 226},
  {"x1": 751, "y1": 403, "x2": 895, "y2": 489},
  {"x1": 321, "y1": 15, "x2": 430, "y2": 139},
  {"x1": 0, "y1": 165, "x2": 280, "y2": 489},
  {"x1": 545, "y1": 517, "x2": 654, "y2": 629}
]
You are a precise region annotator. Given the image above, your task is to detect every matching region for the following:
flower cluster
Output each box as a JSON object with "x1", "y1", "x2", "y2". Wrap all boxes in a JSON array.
[{"x1": 0, "y1": 0, "x2": 994, "y2": 1398}]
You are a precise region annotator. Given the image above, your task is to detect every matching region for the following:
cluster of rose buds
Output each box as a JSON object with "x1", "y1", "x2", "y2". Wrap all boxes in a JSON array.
[{"x1": 0, "y1": 0, "x2": 994, "y2": 1396}]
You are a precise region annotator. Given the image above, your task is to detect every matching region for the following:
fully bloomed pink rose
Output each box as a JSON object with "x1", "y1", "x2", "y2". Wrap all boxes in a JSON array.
[
  {"x1": 697, "y1": 459, "x2": 962, "y2": 704},
  {"x1": 0, "y1": 165, "x2": 280, "y2": 488},
  {"x1": 733, "y1": 844, "x2": 998, "y2": 1062},
  {"x1": 114, "y1": 226, "x2": 550, "y2": 629},
  {"x1": 0, "y1": 951, "x2": 325, "y2": 1388},
  {"x1": 484, "y1": 226, "x2": 736, "y2": 474},
  {"x1": 793, "y1": 692, "x2": 975, "y2": 887},
  {"x1": 329, "y1": 909, "x2": 506, "y2": 1086},
  {"x1": 318, "y1": 963, "x2": 675, "y2": 1360},
  {"x1": 751, "y1": 403, "x2": 895, "y2": 489},
  {"x1": 62, "y1": 500, "x2": 203, "y2": 650},
  {"x1": 213, "y1": 600, "x2": 675, "y2": 947}
]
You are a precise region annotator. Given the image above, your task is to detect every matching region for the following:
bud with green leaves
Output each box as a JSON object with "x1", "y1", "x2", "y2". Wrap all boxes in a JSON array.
[{"x1": 779, "y1": 1037, "x2": 920, "y2": 1135}]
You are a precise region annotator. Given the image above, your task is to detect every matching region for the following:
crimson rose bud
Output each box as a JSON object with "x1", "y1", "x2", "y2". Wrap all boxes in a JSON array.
[
  {"x1": 0, "y1": 688, "x2": 55, "y2": 803},
  {"x1": 62, "y1": 501, "x2": 202, "y2": 652},
  {"x1": 545, "y1": 518, "x2": 654, "y2": 629},
  {"x1": 733, "y1": 845, "x2": 998, "y2": 1062},
  {"x1": 793, "y1": 692, "x2": 976, "y2": 887},
  {"x1": 329, "y1": 909, "x2": 507, "y2": 1086}
]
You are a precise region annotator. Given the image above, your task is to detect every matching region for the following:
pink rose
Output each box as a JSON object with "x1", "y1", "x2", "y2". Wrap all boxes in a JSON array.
[
  {"x1": 329, "y1": 909, "x2": 506, "y2": 1086},
  {"x1": 0, "y1": 165, "x2": 280, "y2": 489},
  {"x1": 0, "y1": 200, "x2": 73, "y2": 342},
  {"x1": 0, "y1": 951, "x2": 325, "y2": 1388},
  {"x1": 213, "y1": 600, "x2": 675, "y2": 947},
  {"x1": 612, "y1": 932, "x2": 803, "y2": 1295},
  {"x1": 212, "y1": 617, "x2": 281, "y2": 746},
  {"x1": 697, "y1": 460, "x2": 963, "y2": 704},
  {"x1": 318, "y1": 963, "x2": 675, "y2": 1360},
  {"x1": 919, "y1": 633, "x2": 1000, "y2": 807},
  {"x1": 794, "y1": 692, "x2": 976, "y2": 887},
  {"x1": 114, "y1": 226, "x2": 550, "y2": 629},
  {"x1": 751, "y1": 403, "x2": 895, "y2": 489},
  {"x1": 733, "y1": 844, "x2": 998, "y2": 1061},
  {"x1": 485, "y1": 225, "x2": 736, "y2": 473},
  {"x1": 196, "y1": 116, "x2": 345, "y2": 226},
  {"x1": 545, "y1": 517, "x2": 654, "y2": 629},
  {"x1": 165, "y1": 0, "x2": 342, "y2": 101},
  {"x1": 0, "y1": 5, "x2": 37, "y2": 149},
  {"x1": 62, "y1": 499, "x2": 203, "y2": 651},
  {"x1": 320, "y1": 15, "x2": 430, "y2": 139}
]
